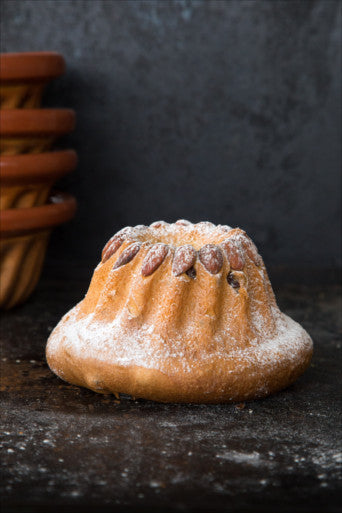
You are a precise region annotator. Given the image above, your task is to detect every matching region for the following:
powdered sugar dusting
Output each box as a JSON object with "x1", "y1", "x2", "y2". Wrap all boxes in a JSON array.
[
  {"x1": 48, "y1": 304, "x2": 312, "y2": 376},
  {"x1": 106, "y1": 221, "x2": 236, "y2": 251}
]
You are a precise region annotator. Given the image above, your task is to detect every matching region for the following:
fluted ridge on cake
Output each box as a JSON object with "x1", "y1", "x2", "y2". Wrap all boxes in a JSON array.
[{"x1": 80, "y1": 221, "x2": 278, "y2": 352}]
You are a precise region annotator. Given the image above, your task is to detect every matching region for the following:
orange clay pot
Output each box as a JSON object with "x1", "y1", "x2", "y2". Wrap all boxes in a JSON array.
[
  {"x1": 0, "y1": 52, "x2": 65, "y2": 109},
  {"x1": 0, "y1": 191, "x2": 77, "y2": 309},
  {"x1": 0, "y1": 150, "x2": 77, "y2": 210},
  {"x1": 0, "y1": 109, "x2": 75, "y2": 155}
]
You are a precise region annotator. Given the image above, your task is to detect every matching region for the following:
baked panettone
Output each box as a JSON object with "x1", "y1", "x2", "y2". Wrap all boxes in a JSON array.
[{"x1": 46, "y1": 220, "x2": 313, "y2": 403}]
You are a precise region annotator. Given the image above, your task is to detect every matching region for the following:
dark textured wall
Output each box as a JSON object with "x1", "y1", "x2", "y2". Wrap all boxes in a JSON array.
[{"x1": 1, "y1": 0, "x2": 341, "y2": 270}]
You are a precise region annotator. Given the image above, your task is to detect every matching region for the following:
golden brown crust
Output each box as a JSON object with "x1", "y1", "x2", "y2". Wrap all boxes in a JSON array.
[{"x1": 46, "y1": 220, "x2": 313, "y2": 403}]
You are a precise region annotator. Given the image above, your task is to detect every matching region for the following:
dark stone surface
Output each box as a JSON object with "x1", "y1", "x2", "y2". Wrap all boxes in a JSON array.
[
  {"x1": 1, "y1": 0, "x2": 341, "y2": 269},
  {"x1": 1, "y1": 270, "x2": 341, "y2": 513}
]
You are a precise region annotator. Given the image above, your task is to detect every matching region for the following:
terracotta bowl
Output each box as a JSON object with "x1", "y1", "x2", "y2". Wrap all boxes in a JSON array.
[
  {"x1": 0, "y1": 192, "x2": 77, "y2": 309},
  {"x1": 0, "y1": 109, "x2": 76, "y2": 155},
  {"x1": 0, "y1": 150, "x2": 77, "y2": 210},
  {"x1": 0, "y1": 52, "x2": 65, "y2": 109}
]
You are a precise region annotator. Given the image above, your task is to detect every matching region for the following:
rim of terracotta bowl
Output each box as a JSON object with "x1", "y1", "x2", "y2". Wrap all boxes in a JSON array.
[
  {"x1": 0, "y1": 109, "x2": 76, "y2": 136},
  {"x1": 0, "y1": 191, "x2": 77, "y2": 235},
  {"x1": 0, "y1": 150, "x2": 78, "y2": 185},
  {"x1": 0, "y1": 52, "x2": 65, "y2": 82}
]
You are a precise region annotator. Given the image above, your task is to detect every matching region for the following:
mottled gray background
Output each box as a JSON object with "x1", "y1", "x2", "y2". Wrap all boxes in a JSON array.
[{"x1": 1, "y1": 0, "x2": 341, "y2": 273}]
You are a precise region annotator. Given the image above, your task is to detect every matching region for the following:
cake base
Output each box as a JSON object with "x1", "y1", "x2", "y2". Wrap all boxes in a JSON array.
[{"x1": 46, "y1": 306, "x2": 313, "y2": 404}]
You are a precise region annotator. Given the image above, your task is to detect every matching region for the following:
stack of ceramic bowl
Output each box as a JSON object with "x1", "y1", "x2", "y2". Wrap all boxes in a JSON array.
[{"x1": 0, "y1": 52, "x2": 77, "y2": 309}]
